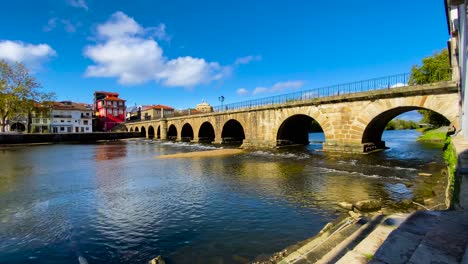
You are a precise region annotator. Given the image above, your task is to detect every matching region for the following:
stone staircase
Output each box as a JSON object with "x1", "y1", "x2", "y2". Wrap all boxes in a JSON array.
[{"x1": 370, "y1": 210, "x2": 468, "y2": 264}]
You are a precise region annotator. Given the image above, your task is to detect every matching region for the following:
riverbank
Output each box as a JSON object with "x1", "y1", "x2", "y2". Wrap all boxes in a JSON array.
[
  {"x1": 0, "y1": 132, "x2": 141, "y2": 145},
  {"x1": 417, "y1": 126, "x2": 451, "y2": 142}
]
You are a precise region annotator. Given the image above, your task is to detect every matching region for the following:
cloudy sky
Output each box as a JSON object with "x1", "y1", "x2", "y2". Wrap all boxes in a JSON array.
[{"x1": 0, "y1": 0, "x2": 448, "y2": 110}]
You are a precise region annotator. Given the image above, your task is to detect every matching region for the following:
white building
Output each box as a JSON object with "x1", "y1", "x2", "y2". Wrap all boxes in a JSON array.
[
  {"x1": 446, "y1": 0, "x2": 468, "y2": 139},
  {"x1": 50, "y1": 101, "x2": 93, "y2": 133}
]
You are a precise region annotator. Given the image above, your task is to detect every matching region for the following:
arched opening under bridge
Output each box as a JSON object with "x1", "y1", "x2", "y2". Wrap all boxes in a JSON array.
[
  {"x1": 181, "y1": 123, "x2": 194, "y2": 142},
  {"x1": 276, "y1": 114, "x2": 324, "y2": 147},
  {"x1": 198, "y1": 122, "x2": 215, "y2": 143},
  {"x1": 140, "y1": 126, "x2": 146, "y2": 138},
  {"x1": 167, "y1": 124, "x2": 178, "y2": 141},
  {"x1": 129, "y1": 127, "x2": 134, "y2": 132},
  {"x1": 156, "y1": 126, "x2": 161, "y2": 139},
  {"x1": 148, "y1": 126, "x2": 155, "y2": 139},
  {"x1": 362, "y1": 107, "x2": 451, "y2": 152},
  {"x1": 221, "y1": 119, "x2": 245, "y2": 145},
  {"x1": 135, "y1": 127, "x2": 139, "y2": 132}
]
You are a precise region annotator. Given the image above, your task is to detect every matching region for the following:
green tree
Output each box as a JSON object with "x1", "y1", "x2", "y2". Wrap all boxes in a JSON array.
[
  {"x1": 418, "y1": 110, "x2": 450, "y2": 127},
  {"x1": 409, "y1": 49, "x2": 452, "y2": 85},
  {"x1": 0, "y1": 60, "x2": 55, "y2": 132}
]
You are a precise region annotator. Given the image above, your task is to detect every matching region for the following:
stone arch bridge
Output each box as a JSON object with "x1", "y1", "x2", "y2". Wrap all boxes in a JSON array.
[{"x1": 127, "y1": 81, "x2": 459, "y2": 153}]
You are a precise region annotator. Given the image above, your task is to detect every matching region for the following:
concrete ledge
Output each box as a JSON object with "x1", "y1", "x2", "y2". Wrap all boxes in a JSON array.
[{"x1": 0, "y1": 132, "x2": 141, "y2": 145}]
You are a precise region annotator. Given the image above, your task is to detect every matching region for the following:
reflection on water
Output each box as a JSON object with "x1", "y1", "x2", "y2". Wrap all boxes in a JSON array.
[{"x1": 0, "y1": 130, "x2": 446, "y2": 263}]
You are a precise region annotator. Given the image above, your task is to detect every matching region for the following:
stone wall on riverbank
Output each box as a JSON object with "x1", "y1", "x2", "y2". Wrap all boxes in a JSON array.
[{"x1": 0, "y1": 132, "x2": 142, "y2": 145}]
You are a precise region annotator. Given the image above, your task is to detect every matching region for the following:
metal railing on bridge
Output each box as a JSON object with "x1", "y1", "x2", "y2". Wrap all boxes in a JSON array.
[
  {"x1": 126, "y1": 71, "x2": 452, "y2": 122},
  {"x1": 213, "y1": 73, "x2": 412, "y2": 112}
]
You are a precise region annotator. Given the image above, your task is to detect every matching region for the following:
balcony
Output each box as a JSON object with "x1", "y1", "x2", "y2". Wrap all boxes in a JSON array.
[
  {"x1": 81, "y1": 113, "x2": 92, "y2": 118},
  {"x1": 53, "y1": 114, "x2": 72, "y2": 118}
]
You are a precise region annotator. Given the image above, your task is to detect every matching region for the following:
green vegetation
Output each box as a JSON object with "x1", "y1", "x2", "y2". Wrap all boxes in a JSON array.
[
  {"x1": 444, "y1": 137, "x2": 459, "y2": 209},
  {"x1": 385, "y1": 119, "x2": 418, "y2": 130},
  {"x1": 364, "y1": 254, "x2": 374, "y2": 261},
  {"x1": 409, "y1": 49, "x2": 452, "y2": 85},
  {"x1": 310, "y1": 119, "x2": 323, "y2": 132},
  {"x1": 418, "y1": 109, "x2": 450, "y2": 127},
  {"x1": 0, "y1": 60, "x2": 55, "y2": 132},
  {"x1": 417, "y1": 128, "x2": 448, "y2": 142}
]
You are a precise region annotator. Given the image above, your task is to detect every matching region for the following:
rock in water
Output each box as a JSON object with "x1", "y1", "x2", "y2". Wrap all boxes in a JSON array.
[
  {"x1": 418, "y1": 173, "x2": 432, "y2": 177},
  {"x1": 78, "y1": 256, "x2": 88, "y2": 264},
  {"x1": 354, "y1": 199, "x2": 382, "y2": 212},
  {"x1": 348, "y1": 210, "x2": 362, "y2": 219},
  {"x1": 337, "y1": 202, "x2": 353, "y2": 210},
  {"x1": 149, "y1": 256, "x2": 166, "y2": 264}
]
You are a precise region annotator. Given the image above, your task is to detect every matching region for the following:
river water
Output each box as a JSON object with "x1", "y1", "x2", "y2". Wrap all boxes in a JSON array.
[{"x1": 0, "y1": 130, "x2": 446, "y2": 264}]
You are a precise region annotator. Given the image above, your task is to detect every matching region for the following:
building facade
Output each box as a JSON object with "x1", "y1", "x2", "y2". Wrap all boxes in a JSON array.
[
  {"x1": 195, "y1": 100, "x2": 213, "y2": 113},
  {"x1": 50, "y1": 101, "x2": 93, "y2": 133},
  {"x1": 446, "y1": 0, "x2": 468, "y2": 139},
  {"x1": 94, "y1": 91, "x2": 126, "y2": 131},
  {"x1": 141, "y1": 105, "x2": 174, "y2": 120}
]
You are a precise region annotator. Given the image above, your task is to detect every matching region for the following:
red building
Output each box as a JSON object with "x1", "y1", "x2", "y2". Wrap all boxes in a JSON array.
[{"x1": 93, "y1": 91, "x2": 126, "y2": 131}]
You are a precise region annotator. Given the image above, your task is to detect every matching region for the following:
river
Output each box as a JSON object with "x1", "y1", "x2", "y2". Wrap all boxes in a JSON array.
[{"x1": 0, "y1": 130, "x2": 447, "y2": 264}]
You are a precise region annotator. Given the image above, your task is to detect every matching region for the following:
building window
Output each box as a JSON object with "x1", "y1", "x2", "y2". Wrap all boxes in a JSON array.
[
  {"x1": 107, "y1": 101, "x2": 111, "y2": 106},
  {"x1": 84, "y1": 120, "x2": 88, "y2": 125},
  {"x1": 119, "y1": 109, "x2": 123, "y2": 114},
  {"x1": 113, "y1": 101, "x2": 117, "y2": 107},
  {"x1": 68, "y1": 127, "x2": 72, "y2": 132},
  {"x1": 86, "y1": 127, "x2": 89, "y2": 131},
  {"x1": 107, "y1": 109, "x2": 112, "y2": 114},
  {"x1": 34, "y1": 118, "x2": 40, "y2": 124},
  {"x1": 42, "y1": 119, "x2": 47, "y2": 123},
  {"x1": 60, "y1": 127, "x2": 65, "y2": 131},
  {"x1": 61, "y1": 120, "x2": 64, "y2": 123}
]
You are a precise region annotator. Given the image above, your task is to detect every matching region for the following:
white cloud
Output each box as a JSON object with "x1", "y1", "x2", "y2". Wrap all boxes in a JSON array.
[
  {"x1": 84, "y1": 11, "x2": 227, "y2": 87},
  {"x1": 0, "y1": 40, "x2": 56, "y2": 69},
  {"x1": 43, "y1": 18, "x2": 79, "y2": 33},
  {"x1": 61, "y1": 19, "x2": 77, "y2": 33},
  {"x1": 67, "y1": 0, "x2": 88, "y2": 10},
  {"x1": 43, "y1": 18, "x2": 57, "y2": 32},
  {"x1": 390, "y1": 82, "x2": 407, "y2": 88},
  {"x1": 234, "y1": 55, "x2": 262, "y2": 65},
  {"x1": 236, "y1": 88, "x2": 249, "y2": 96},
  {"x1": 252, "y1": 81, "x2": 304, "y2": 95}
]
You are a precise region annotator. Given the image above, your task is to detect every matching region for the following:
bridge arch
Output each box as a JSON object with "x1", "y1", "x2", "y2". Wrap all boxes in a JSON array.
[
  {"x1": 276, "y1": 114, "x2": 325, "y2": 146},
  {"x1": 135, "y1": 127, "x2": 139, "y2": 132},
  {"x1": 156, "y1": 125, "x2": 161, "y2": 139},
  {"x1": 140, "y1": 126, "x2": 146, "y2": 138},
  {"x1": 167, "y1": 124, "x2": 178, "y2": 140},
  {"x1": 198, "y1": 121, "x2": 215, "y2": 143},
  {"x1": 221, "y1": 119, "x2": 245, "y2": 144},
  {"x1": 181, "y1": 123, "x2": 194, "y2": 142},
  {"x1": 362, "y1": 107, "x2": 451, "y2": 145},
  {"x1": 357, "y1": 95, "x2": 459, "y2": 151},
  {"x1": 129, "y1": 127, "x2": 134, "y2": 132},
  {"x1": 148, "y1": 125, "x2": 155, "y2": 139}
]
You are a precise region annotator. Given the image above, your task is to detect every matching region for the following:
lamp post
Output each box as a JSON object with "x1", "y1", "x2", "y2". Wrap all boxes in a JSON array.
[{"x1": 218, "y1": 96, "x2": 225, "y2": 111}]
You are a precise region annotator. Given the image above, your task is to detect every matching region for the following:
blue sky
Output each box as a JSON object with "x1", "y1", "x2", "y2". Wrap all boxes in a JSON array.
[{"x1": 0, "y1": 0, "x2": 448, "y2": 112}]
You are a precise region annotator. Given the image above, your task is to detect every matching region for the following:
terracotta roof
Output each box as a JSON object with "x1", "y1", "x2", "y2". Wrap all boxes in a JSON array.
[
  {"x1": 52, "y1": 101, "x2": 93, "y2": 111},
  {"x1": 94, "y1": 91, "x2": 119, "y2": 96},
  {"x1": 104, "y1": 96, "x2": 126, "y2": 102},
  {"x1": 142, "y1": 104, "x2": 174, "y2": 110}
]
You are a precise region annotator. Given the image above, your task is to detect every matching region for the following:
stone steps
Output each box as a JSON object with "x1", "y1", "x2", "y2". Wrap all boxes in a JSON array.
[{"x1": 371, "y1": 210, "x2": 468, "y2": 264}]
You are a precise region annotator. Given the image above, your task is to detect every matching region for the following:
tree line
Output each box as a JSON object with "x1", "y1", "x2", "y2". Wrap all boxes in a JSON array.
[{"x1": 0, "y1": 60, "x2": 55, "y2": 132}]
